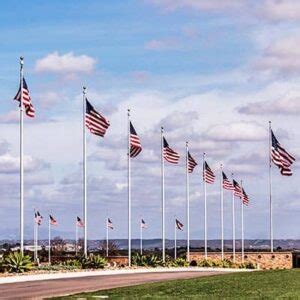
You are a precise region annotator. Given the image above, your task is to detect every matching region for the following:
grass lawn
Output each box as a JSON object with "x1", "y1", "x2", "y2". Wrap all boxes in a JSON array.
[{"x1": 56, "y1": 269, "x2": 300, "y2": 299}]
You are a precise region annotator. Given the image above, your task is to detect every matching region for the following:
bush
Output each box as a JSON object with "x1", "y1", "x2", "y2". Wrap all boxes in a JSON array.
[
  {"x1": 64, "y1": 259, "x2": 82, "y2": 268},
  {"x1": 190, "y1": 260, "x2": 197, "y2": 267},
  {"x1": 239, "y1": 261, "x2": 257, "y2": 269},
  {"x1": 79, "y1": 255, "x2": 107, "y2": 269},
  {"x1": 166, "y1": 258, "x2": 189, "y2": 267},
  {"x1": 132, "y1": 253, "x2": 162, "y2": 267},
  {"x1": 197, "y1": 258, "x2": 257, "y2": 269},
  {"x1": 4, "y1": 252, "x2": 33, "y2": 273}
]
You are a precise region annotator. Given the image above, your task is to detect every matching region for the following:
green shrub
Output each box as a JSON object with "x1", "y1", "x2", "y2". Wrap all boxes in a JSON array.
[
  {"x1": 132, "y1": 253, "x2": 162, "y2": 267},
  {"x1": 197, "y1": 259, "x2": 214, "y2": 267},
  {"x1": 166, "y1": 258, "x2": 189, "y2": 267},
  {"x1": 4, "y1": 252, "x2": 33, "y2": 273},
  {"x1": 79, "y1": 255, "x2": 107, "y2": 269},
  {"x1": 0, "y1": 258, "x2": 4, "y2": 273},
  {"x1": 64, "y1": 259, "x2": 82, "y2": 268},
  {"x1": 239, "y1": 261, "x2": 257, "y2": 269},
  {"x1": 197, "y1": 258, "x2": 257, "y2": 269}
]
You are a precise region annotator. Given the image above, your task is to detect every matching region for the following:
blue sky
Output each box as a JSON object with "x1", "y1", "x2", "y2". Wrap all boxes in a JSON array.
[{"x1": 0, "y1": 0, "x2": 300, "y2": 242}]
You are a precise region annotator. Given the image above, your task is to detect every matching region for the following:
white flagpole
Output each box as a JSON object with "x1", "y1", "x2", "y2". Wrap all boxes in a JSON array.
[
  {"x1": 140, "y1": 221, "x2": 143, "y2": 255},
  {"x1": 220, "y1": 164, "x2": 224, "y2": 260},
  {"x1": 203, "y1": 153, "x2": 207, "y2": 259},
  {"x1": 33, "y1": 213, "x2": 36, "y2": 262},
  {"x1": 161, "y1": 127, "x2": 165, "y2": 263},
  {"x1": 241, "y1": 180, "x2": 245, "y2": 263},
  {"x1": 83, "y1": 86, "x2": 87, "y2": 257},
  {"x1": 75, "y1": 221, "x2": 78, "y2": 256},
  {"x1": 48, "y1": 217, "x2": 51, "y2": 265},
  {"x1": 269, "y1": 121, "x2": 273, "y2": 253},
  {"x1": 20, "y1": 57, "x2": 24, "y2": 255},
  {"x1": 174, "y1": 220, "x2": 177, "y2": 260},
  {"x1": 106, "y1": 218, "x2": 109, "y2": 257},
  {"x1": 127, "y1": 109, "x2": 131, "y2": 267},
  {"x1": 36, "y1": 220, "x2": 39, "y2": 264},
  {"x1": 186, "y1": 142, "x2": 190, "y2": 262},
  {"x1": 231, "y1": 173, "x2": 236, "y2": 263}
]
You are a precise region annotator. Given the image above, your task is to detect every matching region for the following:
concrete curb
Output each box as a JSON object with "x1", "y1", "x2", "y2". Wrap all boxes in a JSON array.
[{"x1": 0, "y1": 267, "x2": 253, "y2": 285}]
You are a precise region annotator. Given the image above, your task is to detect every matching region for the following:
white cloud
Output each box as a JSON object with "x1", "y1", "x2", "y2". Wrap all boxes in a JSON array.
[
  {"x1": 0, "y1": 154, "x2": 49, "y2": 174},
  {"x1": 0, "y1": 139, "x2": 9, "y2": 155},
  {"x1": 35, "y1": 52, "x2": 96, "y2": 74},
  {"x1": 147, "y1": 0, "x2": 247, "y2": 13},
  {"x1": 255, "y1": 36, "x2": 300, "y2": 74},
  {"x1": 238, "y1": 97, "x2": 300, "y2": 115},
  {"x1": 0, "y1": 110, "x2": 19, "y2": 124},
  {"x1": 145, "y1": 38, "x2": 179, "y2": 50},
  {"x1": 204, "y1": 121, "x2": 267, "y2": 142},
  {"x1": 260, "y1": 0, "x2": 300, "y2": 22}
]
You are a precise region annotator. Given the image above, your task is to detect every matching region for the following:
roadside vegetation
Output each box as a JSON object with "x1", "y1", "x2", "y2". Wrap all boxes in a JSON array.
[
  {"x1": 0, "y1": 251, "x2": 256, "y2": 275},
  {"x1": 57, "y1": 269, "x2": 300, "y2": 299}
]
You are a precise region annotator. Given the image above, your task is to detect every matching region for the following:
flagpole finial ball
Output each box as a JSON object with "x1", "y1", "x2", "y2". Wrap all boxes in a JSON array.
[
  {"x1": 20, "y1": 56, "x2": 24, "y2": 65},
  {"x1": 83, "y1": 86, "x2": 86, "y2": 92}
]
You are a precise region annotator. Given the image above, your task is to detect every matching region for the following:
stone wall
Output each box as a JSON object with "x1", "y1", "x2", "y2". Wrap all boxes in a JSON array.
[{"x1": 190, "y1": 252, "x2": 292, "y2": 270}]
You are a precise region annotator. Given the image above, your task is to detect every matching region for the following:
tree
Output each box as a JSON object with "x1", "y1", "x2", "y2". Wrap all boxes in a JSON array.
[{"x1": 51, "y1": 236, "x2": 66, "y2": 255}]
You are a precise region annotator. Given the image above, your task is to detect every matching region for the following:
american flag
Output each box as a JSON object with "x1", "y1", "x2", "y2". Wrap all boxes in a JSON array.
[
  {"x1": 233, "y1": 180, "x2": 242, "y2": 198},
  {"x1": 35, "y1": 211, "x2": 43, "y2": 225},
  {"x1": 49, "y1": 215, "x2": 58, "y2": 226},
  {"x1": 141, "y1": 219, "x2": 148, "y2": 229},
  {"x1": 14, "y1": 78, "x2": 35, "y2": 118},
  {"x1": 107, "y1": 218, "x2": 114, "y2": 229},
  {"x1": 175, "y1": 219, "x2": 184, "y2": 230},
  {"x1": 188, "y1": 151, "x2": 197, "y2": 173},
  {"x1": 222, "y1": 172, "x2": 234, "y2": 190},
  {"x1": 241, "y1": 188, "x2": 249, "y2": 206},
  {"x1": 130, "y1": 122, "x2": 142, "y2": 157},
  {"x1": 271, "y1": 130, "x2": 295, "y2": 176},
  {"x1": 76, "y1": 216, "x2": 84, "y2": 227},
  {"x1": 203, "y1": 161, "x2": 215, "y2": 184},
  {"x1": 163, "y1": 137, "x2": 180, "y2": 164},
  {"x1": 85, "y1": 99, "x2": 110, "y2": 137}
]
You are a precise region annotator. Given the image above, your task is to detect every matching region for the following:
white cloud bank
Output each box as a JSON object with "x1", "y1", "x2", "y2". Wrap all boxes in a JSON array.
[
  {"x1": 148, "y1": 0, "x2": 300, "y2": 22},
  {"x1": 203, "y1": 121, "x2": 267, "y2": 142},
  {"x1": 255, "y1": 36, "x2": 300, "y2": 75},
  {"x1": 35, "y1": 52, "x2": 96, "y2": 74},
  {"x1": 238, "y1": 97, "x2": 300, "y2": 115}
]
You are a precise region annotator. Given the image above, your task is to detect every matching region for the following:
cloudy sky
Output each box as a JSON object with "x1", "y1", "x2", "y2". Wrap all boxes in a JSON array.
[{"x1": 0, "y1": 0, "x2": 299, "y2": 242}]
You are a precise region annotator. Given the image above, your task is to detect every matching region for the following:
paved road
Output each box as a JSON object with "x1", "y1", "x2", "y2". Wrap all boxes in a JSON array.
[{"x1": 0, "y1": 271, "x2": 227, "y2": 299}]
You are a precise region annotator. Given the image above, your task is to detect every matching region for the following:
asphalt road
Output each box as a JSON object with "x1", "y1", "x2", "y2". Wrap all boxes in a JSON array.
[{"x1": 0, "y1": 271, "x2": 226, "y2": 299}]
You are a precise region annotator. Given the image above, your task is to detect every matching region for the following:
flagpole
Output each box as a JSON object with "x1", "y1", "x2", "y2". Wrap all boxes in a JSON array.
[
  {"x1": 174, "y1": 219, "x2": 177, "y2": 260},
  {"x1": 34, "y1": 213, "x2": 36, "y2": 262},
  {"x1": 75, "y1": 221, "x2": 78, "y2": 256},
  {"x1": 203, "y1": 153, "x2": 207, "y2": 259},
  {"x1": 269, "y1": 121, "x2": 273, "y2": 253},
  {"x1": 83, "y1": 86, "x2": 87, "y2": 257},
  {"x1": 20, "y1": 57, "x2": 24, "y2": 255},
  {"x1": 241, "y1": 181, "x2": 244, "y2": 263},
  {"x1": 48, "y1": 217, "x2": 51, "y2": 265},
  {"x1": 127, "y1": 109, "x2": 131, "y2": 267},
  {"x1": 220, "y1": 164, "x2": 224, "y2": 260},
  {"x1": 106, "y1": 218, "x2": 109, "y2": 257},
  {"x1": 161, "y1": 126, "x2": 165, "y2": 263},
  {"x1": 140, "y1": 221, "x2": 143, "y2": 255},
  {"x1": 36, "y1": 219, "x2": 39, "y2": 264},
  {"x1": 231, "y1": 173, "x2": 236, "y2": 263},
  {"x1": 186, "y1": 142, "x2": 190, "y2": 262}
]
